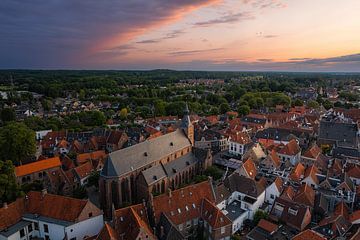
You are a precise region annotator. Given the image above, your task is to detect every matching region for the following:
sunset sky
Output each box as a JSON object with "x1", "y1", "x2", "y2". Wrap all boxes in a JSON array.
[{"x1": 1, "y1": 0, "x2": 360, "y2": 71}]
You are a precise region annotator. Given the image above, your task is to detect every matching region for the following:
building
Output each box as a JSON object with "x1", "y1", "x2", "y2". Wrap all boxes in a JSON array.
[
  {"x1": 0, "y1": 190, "x2": 103, "y2": 240},
  {"x1": 265, "y1": 177, "x2": 283, "y2": 208},
  {"x1": 99, "y1": 105, "x2": 212, "y2": 217},
  {"x1": 227, "y1": 131, "x2": 252, "y2": 157},
  {"x1": 15, "y1": 157, "x2": 61, "y2": 185}
]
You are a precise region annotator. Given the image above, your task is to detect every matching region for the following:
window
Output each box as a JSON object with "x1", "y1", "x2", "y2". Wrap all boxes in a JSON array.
[
  {"x1": 39, "y1": 172, "x2": 43, "y2": 178},
  {"x1": 88, "y1": 212, "x2": 93, "y2": 218},
  {"x1": 178, "y1": 224, "x2": 183, "y2": 231},
  {"x1": 45, "y1": 235, "x2": 50, "y2": 240},
  {"x1": 288, "y1": 207, "x2": 298, "y2": 216},
  {"x1": 221, "y1": 227, "x2": 226, "y2": 234},
  {"x1": 28, "y1": 224, "x2": 33, "y2": 233},
  {"x1": 34, "y1": 222, "x2": 39, "y2": 230},
  {"x1": 70, "y1": 238, "x2": 76, "y2": 240},
  {"x1": 20, "y1": 229, "x2": 25, "y2": 238},
  {"x1": 270, "y1": 194, "x2": 275, "y2": 199},
  {"x1": 44, "y1": 224, "x2": 49, "y2": 233}
]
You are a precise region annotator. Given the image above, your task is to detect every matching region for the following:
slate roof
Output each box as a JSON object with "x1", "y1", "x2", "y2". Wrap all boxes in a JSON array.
[
  {"x1": 141, "y1": 164, "x2": 167, "y2": 186},
  {"x1": 224, "y1": 173, "x2": 265, "y2": 198},
  {"x1": 162, "y1": 152, "x2": 198, "y2": 178},
  {"x1": 102, "y1": 129, "x2": 191, "y2": 177}
]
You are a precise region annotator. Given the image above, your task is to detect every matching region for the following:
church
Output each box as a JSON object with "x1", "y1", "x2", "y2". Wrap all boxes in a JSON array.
[{"x1": 99, "y1": 105, "x2": 213, "y2": 217}]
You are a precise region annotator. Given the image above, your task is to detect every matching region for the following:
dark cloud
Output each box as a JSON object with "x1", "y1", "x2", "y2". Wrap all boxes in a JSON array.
[
  {"x1": 299, "y1": 53, "x2": 360, "y2": 64},
  {"x1": 194, "y1": 12, "x2": 254, "y2": 27},
  {"x1": 257, "y1": 58, "x2": 273, "y2": 62},
  {"x1": 263, "y1": 35, "x2": 278, "y2": 38},
  {"x1": 136, "y1": 30, "x2": 185, "y2": 44},
  {"x1": 168, "y1": 48, "x2": 225, "y2": 56},
  {"x1": 242, "y1": 0, "x2": 287, "y2": 9},
  {"x1": 0, "y1": 0, "x2": 220, "y2": 68}
]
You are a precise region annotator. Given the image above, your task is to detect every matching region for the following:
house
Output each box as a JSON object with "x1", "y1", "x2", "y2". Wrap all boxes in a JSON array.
[
  {"x1": 289, "y1": 163, "x2": 305, "y2": 182},
  {"x1": 301, "y1": 165, "x2": 319, "y2": 188},
  {"x1": 292, "y1": 229, "x2": 326, "y2": 240},
  {"x1": 265, "y1": 177, "x2": 283, "y2": 207},
  {"x1": 106, "y1": 130, "x2": 128, "y2": 152},
  {"x1": 246, "y1": 219, "x2": 279, "y2": 240},
  {"x1": 150, "y1": 180, "x2": 232, "y2": 240},
  {"x1": 276, "y1": 139, "x2": 301, "y2": 166},
  {"x1": 261, "y1": 150, "x2": 281, "y2": 170},
  {"x1": 242, "y1": 143, "x2": 266, "y2": 165},
  {"x1": 194, "y1": 129, "x2": 229, "y2": 153},
  {"x1": 73, "y1": 161, "x2": 95, "y2": 185},
  {"x1": 223, "y1": 173, "x2": 266, "y2": 232},
  {"x1": 227, "y1": 131, "x2": 252, "y2": 157},
  {"x1": 314, "y1": 201, "x2": 352, "y2": 239},
  {"x1": 236, "y1": 159, "x2": 257, "y2": 180},
  {"x1": 0, "y1": 190, "x2": 104, "y2": 240},
  {"x1": 293, "y1": 183, "x2": 315, "y2": 209},
  {"x1": 269, "y1": 196, "x2": 312, "y2": 231},
  {"x1": 301, "y1": 144, "x2": 328, "y2": 170},
  {"x1": 15, "y1": 157, "x2": 61, "y2": 185}
]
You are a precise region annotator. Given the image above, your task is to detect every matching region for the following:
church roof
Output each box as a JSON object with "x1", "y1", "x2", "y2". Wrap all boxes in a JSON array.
[{"x1": 101, "y1": 129, "x2": 191, "y2": 177}]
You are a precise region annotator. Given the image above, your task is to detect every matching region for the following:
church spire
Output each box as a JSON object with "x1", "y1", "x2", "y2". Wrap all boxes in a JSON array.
[{"x1": 181, "y1": 103, "x2": 194, "y2": 145}]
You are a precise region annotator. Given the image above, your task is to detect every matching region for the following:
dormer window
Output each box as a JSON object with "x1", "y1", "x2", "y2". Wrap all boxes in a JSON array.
[
  {"x1": 144, "y1": 152, "x2": 148, "y2": 156},
  {"x1": 170, "y1": 142, "x2": 174, "y2": 146}
]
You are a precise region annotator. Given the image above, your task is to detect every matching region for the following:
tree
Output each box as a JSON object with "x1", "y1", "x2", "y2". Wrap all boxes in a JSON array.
[
  {"x1": 204, "y1": 166, "x2": 223, "y2": 181},
  {"x1": 1, "y1": 108, "x2": 15, "y2": 123},
  {"x1": 79, "y1": 89, "x2": 86, "y2": 100},
  {"x1": 237, "y1": 105, "x2": 250, "y2": 116},
  {"x1": 41, "y1": 99, "x2": 52, "y2": 112},
  {"x1": 322, "y1": 100, "x2": 333, "y2": 110},
  {"x1": 0, "y1": 122, "x2": 36, "y2": 164},
  {"x1": 219, "y1": 102, "x2": 230, "y2": 114},
  {"x1": 253, "y1": 210, "x2": 268, "y2": 225},
  {"x1": 0, "y1": 160, "x2": 23, "y2": 203},
  {"x1": 154, "y1": 100, "x2": 166, "y2": 116},
  {"x1": 293, "y1": 99, "x2": 303, "y2": 107},
  {"x1": 307, "y1": 100, "x2": 319, "y2": 109},
  {"x1": 87, "y1": 171, "x2": 100, "y2": 188},
  {"x1": 119, "y1": 108, "x2": 128, "y2": 120}
]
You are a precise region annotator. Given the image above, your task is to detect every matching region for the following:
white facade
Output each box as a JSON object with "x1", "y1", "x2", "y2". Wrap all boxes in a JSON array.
[
  {"x1": 277, "y1": 152, "x2": 301, "y2": 166},
  {"x1": 229, "y1": 141, "x2": 245, "y2": 156},
  {"x1": 265, "y1": 182, "x2": 281, "y2": 207},
  {"x1": 1, "y1": 215, "x2": 104, "y2": 240},
  {"x1": 35, "y1": 130, "x2": 52, "y2": 140}
]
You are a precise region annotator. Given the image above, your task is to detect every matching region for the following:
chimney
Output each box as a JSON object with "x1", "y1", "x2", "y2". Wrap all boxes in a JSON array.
[
  {"x1": 41, "y1": 189, "x2": 47, "y2": 198},
  {"x1": 3, "y1": 202, "x2": 8, "y2": 209}
]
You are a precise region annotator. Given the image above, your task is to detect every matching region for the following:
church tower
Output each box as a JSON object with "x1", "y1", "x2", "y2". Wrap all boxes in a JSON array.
[{"x1": 181, "y1": 103, "x2": 194, "y2": 145}]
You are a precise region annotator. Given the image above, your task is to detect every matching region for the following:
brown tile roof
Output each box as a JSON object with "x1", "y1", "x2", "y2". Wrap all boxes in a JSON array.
[
  {"x1": 348, "y1": 165, "x2": 360, "y2": 179},
  {"x1": 281, "y1": 186, "x2": 296, "y2": 200},
  {"x1": 243, "y1": 158, "x2": 257, "y2": 179},
  {"x1": 303, "y1": 165, "x2": 319, "y2": 184},
  {"x1": 257, "y1": 219, "x2": 278, "y2": 233},
  {"x1": 293, "y1": 184, "x2": 315, "y2": 208},
  {"x1": 349, "y1": 210, "x2": 360, "y2": 223},
  {"x1": 334, "y1": 201, "x2": 349, "y2": 220},
  {"x1": 292, "y1": 229, "x2": 326, "y2": 240},
  {"x1": 61, "y1": 155, "x2": 75, "y2": 170},
  {"x1": 0, "y1": 191, "x2": 96, "y2": 231},
  {"x1": 228, "y1": 131, "x2": 252, "y2": 145},
  {"x1": 96, "y1": 223, "x2": 117, "y2": 240},
  {"x1": 269, "y1": 150, "x2": 281, "y2": 168},
  {"x1": 114, "y1": 204, "x2": 154, "y2": 240},
  {"x1": 0, "y1": 198, "x2": 25, "y2": 231},
  {"x1": 74, "y1": 161, "x2": 94, "y2": 179},
  {"x1": 302, "y1": 144, "x2": 322, "y2": 159},
  {"x1": 202, "y1": 198, "x2": 231, "y2": 229},
  {"x1": 278, "y1": 139, "x2": 300, "y2": 156},
  {"x1": 152, "y1": 180, "x2": 214, "y2": 225},
  {"x1": 26, "y1": 191, "x2": 88, "y2": 222},
  {"x1": 77, "y1": 150, "x2": 107, "y2": 165},
  {"x1": 289, "y1": 163, "x2": 305, "y2": 182},
  {"x1": 15, "y1": 157, "x2": 61, "y2": 177}
]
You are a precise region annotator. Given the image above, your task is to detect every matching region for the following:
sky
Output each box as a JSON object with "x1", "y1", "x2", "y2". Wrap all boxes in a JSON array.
[{"x1": 1, "y1": 0, "x2": 360, "y2": 71}]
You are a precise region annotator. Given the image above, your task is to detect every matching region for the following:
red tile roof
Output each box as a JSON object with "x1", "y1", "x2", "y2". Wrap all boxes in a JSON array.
[
  {"x1": 77, "y1": 150, "x2": 107, "y2": 165},
  {"x1": 15, "y1": 157, "x2": 61, "y2": 177},
  {"x1": 302, "y1": 144, "x2": 322, "y2": 159},
  {"x1": 274, "y1": 177, "x2": 283, "y2": 192},
  {"x1": 152, "y1": 180, "x2": 214, "y2": 225},
  {"x1": 293, "y1": 184, "x2": 315, "y2": 208},
  {"x1": 303, "y1": 165, "x2": 319, "y2": 184},
  {"x1": 96, "y1": 223, "x2": 117, "y2": 240},
  {"x1": 334, "y1": 201, "x2": 349, "y2": 220},
  {"x1": 258, "y1": 219, "x2": 278, "y2": 233},
  {"x1": 243, "y1": 159, "x2": 257, "y2": 179},
  {"x1": 202, "y1": 198, "x2": 231, "y2": 229},
  {"x1": 289, "y1": 163, "x2": 305, "y2": 182},
  {"x1": 347, "y1": 165, "x2": 360, "y2": 179},
  {"x1": 292, "y1": 229, "x2": 326, "y2": 240},
  {"x1": 277, "y1": 139, "x2": 300, "y2": 156},
  {"x1": 0, "y1": 198, "x2": 25, "y2": 231},
  {"x1": 228, "y1": 130, "x2": 252, "y2": 145},
  {"x1": 349, "y1": 210, "x2": 360, "y2": 223},
  {"x1": 74, "y1": 161, "x2": 94, "y2": 179},
  {"x1": 281, "y1": 186, "x2": 296, "y2": 200}
]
